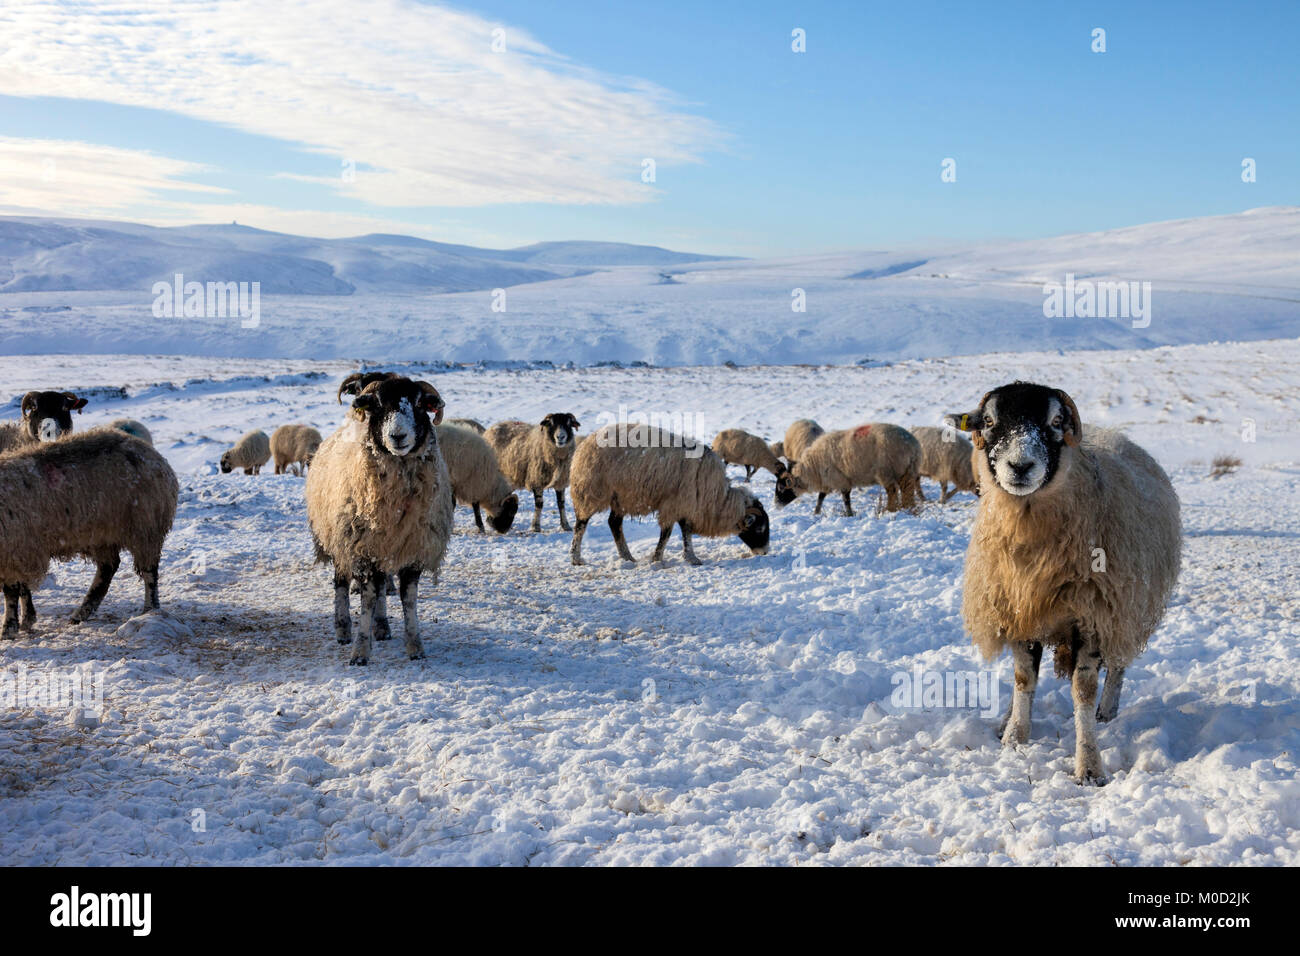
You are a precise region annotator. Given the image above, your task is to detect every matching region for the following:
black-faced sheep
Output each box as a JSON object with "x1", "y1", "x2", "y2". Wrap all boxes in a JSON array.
[
  {"x1": 486, "y1": 414, "x2": 581, "y2": 532},
  {"x1": 569, "y1": 423, "x2": 771, "y2": 567},
  {"x1": 0, "y1": 429, "x2": 178, "y2": 636},
  {"x1": 436, "y1": 422, "x2": 519, "y2": 533},
  {"x1": 306, "y1": 376, "x2": 452, "y2": 665},
  {"x1": 0, "y1": 390, "x2": 88, "y2": 454},
  {"x1": 787, "y1": 423, "x2": 922, "y2": 515},
  {"x1": 910, "y1": 425, "x2": 977, "y2": 503},
  {"x1": 271, "y1": 424, "x2": 323, "y2": 476},
  {"x1": 220, "y1": 429, "x2": 271, "y2": 475},
  {"x1": 946, "y1": 381, "x2": 1181, "y2": 785}
]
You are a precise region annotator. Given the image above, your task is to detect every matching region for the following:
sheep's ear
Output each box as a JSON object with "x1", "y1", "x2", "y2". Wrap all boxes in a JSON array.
[
  {"x1": 1054, "y1": 389, "x2": 1082, "y2": 447},
  {"x1": 569, "y1": 415, "x2": 581, "y2": 430},
  {"x1": 350, "y1": 393, "x2": 379, "y2": 422},
  {"x1": 540, "y1": 414, "x2": 555, "y2": 427},
  {"x1": 62, "y1": 392, "x2": 87, "y2": 413},
  {"x1": 413, "y1": 381, "x2": 445, "y2": 423},
  {"x1": 945, "y1": 391, "x2": 991, "y2": 449},
  {"x1": 19, "y1": 391, "x2": 40, "y2": 419}
]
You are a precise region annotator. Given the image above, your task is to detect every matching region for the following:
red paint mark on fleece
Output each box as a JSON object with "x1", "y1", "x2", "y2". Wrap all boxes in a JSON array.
[{"x1": 853, "y1": 425, "x2": 872, "y2": 439}]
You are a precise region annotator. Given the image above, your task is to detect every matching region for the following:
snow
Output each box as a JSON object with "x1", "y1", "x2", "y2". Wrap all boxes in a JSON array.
[
  {"x1": 0, "y1": 339, "x2": 1296, "y2": 865},
  {"x1": 2, "y1": 208, "x2": 1298, "y2": 363}
]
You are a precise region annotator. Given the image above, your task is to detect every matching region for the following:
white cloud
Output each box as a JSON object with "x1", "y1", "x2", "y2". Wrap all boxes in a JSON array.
[
  {"x1": 0, "y1": 136, "x2": 227, "y2": 218},
  {"x1": 0, "y1": 0, "x2": 722, "y2": 209}
]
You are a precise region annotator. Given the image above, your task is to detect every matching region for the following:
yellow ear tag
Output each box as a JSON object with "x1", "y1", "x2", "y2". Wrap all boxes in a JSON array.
[{"x1": 960, "y1": 414, "x2": 971, "y2": 431}]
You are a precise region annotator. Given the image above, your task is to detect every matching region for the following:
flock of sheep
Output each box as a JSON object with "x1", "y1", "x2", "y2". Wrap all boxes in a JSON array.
[{"x1": 0, "y1": 373, "x2": 1182, "y2": 785}]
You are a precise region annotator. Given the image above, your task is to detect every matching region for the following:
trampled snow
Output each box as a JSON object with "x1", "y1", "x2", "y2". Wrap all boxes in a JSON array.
[{"x1": 0, "y1": 341, "x2": 1296, "y2": 865}]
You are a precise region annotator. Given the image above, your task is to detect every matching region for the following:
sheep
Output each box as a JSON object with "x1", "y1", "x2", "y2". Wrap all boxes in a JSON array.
[
  {"x1": 446, "y1": 417, "x2": 485, "y2": 434},
  {"x1": 569, "y1": 422, "x2": 771, "y2": 566},
  {"x1": 0, "y1": 390, "x2": 88, "y2": 454},
  {"x1": 787, "y1": 423, "x2": 922, "y2": 515},
  {"x1": 0, "y1": 428, "x2": 178, "y2": 636},
  {"x1": 219, "y1": 429, "x2": 270, "y2": 475},
  {"x1": 780, "y1": 419, "x2": 824, "y2": 465},
  {"x1": 945, "y1": 381, "x2": 1181, "y2": 785},
  {"x1": 305, "y1": 375, "x2": 452, "y2": 665},
  {"x1": 486, "y1": 414, "x2": 581, "y2": 532},
  {"x1": 435, "y1": 422, "x2": 519, "y2": 533},
  {"x1": 271, "y1": 424, "x2": 323, "y2": 476},
  {"x1": 910, "y1": 425, "x2": 976, "y2": 503},
  {"x1": 105, "y1": 418, "x2": 154, "y2": 445}
]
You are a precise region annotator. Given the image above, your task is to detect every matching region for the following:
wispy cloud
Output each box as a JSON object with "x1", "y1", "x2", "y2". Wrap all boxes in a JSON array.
[
  {"x1": 0, "y1": 0, "x2": 722, "y2": 211},
  {"x1": 0, "y1": 136, "x2": 226, "y2": 218}
]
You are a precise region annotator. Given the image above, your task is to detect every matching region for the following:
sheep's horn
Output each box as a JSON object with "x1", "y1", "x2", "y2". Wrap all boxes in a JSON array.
[
  {"x1": 1055, "y1": 388, "x2": 1082, "y2": 447},
  {"x1": 337, "y1": 373, "x2": 365, "y2": 404},
  {"x1": 20, "y1": 391, "x2": 40, "y2": 418},
  {"x1": 415, "y1": 380, "x2": 445, "y2": 425}
]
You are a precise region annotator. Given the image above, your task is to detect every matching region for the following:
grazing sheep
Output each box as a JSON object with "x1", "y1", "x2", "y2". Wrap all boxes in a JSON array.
[
  {"x1": 910, "y1": 425, "x2": 976, "y2": 503},
  {"x1": 486, "y1": 414, "x2": 581, "y2": 532},
  {"x1": 435, "y1": 422, "x2": 519, "y2": 533},
  {"x1": 945, "y1": 381, "x2": 1181, "y2": 785},
  {"x1": 788, "y1": 423, "x2": 922, "y2": 515},
  {"x1": 220, "y1": 429, "x2": 270, "y2": 475},
  {"x1": 306, "y1": 376, "x2": 452, "y2": 665},
  {"x1": 0, "y1": 390, "x2": 88, "y2": 454},
  {"x1": 446, "y1": 417, "x2": 486, "y2": 434},
  {"x1": 0, "y1": 429, "x2": 178, "y2": 636},
  {"x1": 105, "y1": 418, "x2": 154, "y2": 445},
  {"x1": 780, "y1": 419, "x2": 824, "y2": 465},
  {"x1": 271, "y1": 424, "x2": 323, "y2": 476},
  {"x1": 569, "y1": 423, "x2": 771, "y2": 566},
  {"x1": 712, "y1": 428, "x2": 797, "y2": 504}
]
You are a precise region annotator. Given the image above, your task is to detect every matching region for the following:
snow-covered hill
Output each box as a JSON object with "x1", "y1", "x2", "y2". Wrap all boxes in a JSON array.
[{"x1": 0, "y1": 209, "x2": 1295, "y2": 363}]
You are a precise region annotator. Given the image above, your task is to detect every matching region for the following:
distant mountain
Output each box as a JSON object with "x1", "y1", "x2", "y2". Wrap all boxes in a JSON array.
[{"x1": 0, "y1": 217, "x2": 737, "y2": 294}]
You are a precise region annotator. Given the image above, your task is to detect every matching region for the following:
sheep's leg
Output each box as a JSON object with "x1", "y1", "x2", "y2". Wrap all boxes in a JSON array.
[
  {"x1": 939, "y1": 481, "x2": 952, "y2": 504},
  {"x1": 885, "y1": 483, "x2": 899, "y2": 512},
  {"x1": 71, "y1": 554, "x2": 121, "y2": 624},
  {"x1": 678, "y1": 520, "x2": 702, "y2": 566},
  {"x1": 333, "y1": 573, "x2": 351, "y2": 645},
  {"x1": 531, "y1": 490, "x2": 544, "y2": 532},
  {"x1": 472, "y1": 502, "x2": 486, "y2": 533},
  {"x1": 652, "y1": 525, "x2": 673, "y2": 563},
  {"x1": 1, "y1": 586, "x2": 19, "y2": 639},
  {"x1": 18, "y1": 584, "x2": 35, "y2": 631},
  {"x1": 398, "y1": 566, "x2": 424, "y2": 661},
  {"x1": 1071, "y1": 629, "x2": 1106, "y2": 785},
  {"x1": 606, "y1": 511, "x2": 635, "y2": 562},
  {"x1": 570, "y1": 518, "x2": 589, "y2": 566},
  {"x1": 744, "y1": 465, "x2": 755, "y2": 482},
  {"x1": 350, "y1": 570, "x2": 380, "y2": 666},
  {"x1": 555, "y1": 488, "x2": 572, "y2": 532},
  {"x1": 372, "y1": 580, "x2": 391, "y2": 641},
  {"x1": 814, "y1": 492, "x2": 826, "y2": 515},
  {"x1": 1001, "y1": 640, "x2": 1042, "y2": 746},
  {"x1": 841, "y1": 489, "x2": 854, "y2": 517},
  {"x1": 140, "y1": 565, "x2": 160, "y2": 612},
  {"x1": 1097, "y1": 665, "x2": 1125, "y2": 723}
]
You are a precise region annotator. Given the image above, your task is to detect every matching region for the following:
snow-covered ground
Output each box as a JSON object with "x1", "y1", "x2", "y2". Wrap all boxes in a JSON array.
[
  {"x1": 3, "y1": 208, "x2": 1298, "y2": 363},
  {"x1": 1, "y1": 340, "x2": 1297, "y2": 865}
]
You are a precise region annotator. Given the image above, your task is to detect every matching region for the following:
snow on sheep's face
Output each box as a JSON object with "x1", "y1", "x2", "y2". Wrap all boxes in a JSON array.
[
  {"x1": 946, "y1": 382, "x2": 1081, "y2": 498},
  {"x1": 541, "y1": 413, "x2": 580, "y2": 449},
  {"x1": 352, "y1": 378, "x2": 445, "y2": 458},
  {"x1": 22, "y1": 390, "x2": 84, "y2": 443}
]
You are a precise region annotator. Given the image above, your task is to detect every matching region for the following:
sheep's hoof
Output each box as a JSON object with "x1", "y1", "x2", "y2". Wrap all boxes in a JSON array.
[
  {"x1": 18, "y1": 617, "x2": 35, "y2": 632},
  {"x1": 1000, "y1": 725, "x2": 1028, "y2": 748},
  {"x1": 685, "y1": 556, "x2": 702, "y2": 567},
  {"x1": 336, "y1": 635, "x2": 352, "y2": 645},
  {"x1": 570, "y1": 556, "x2": 585, "y2": 567},
  {"x1": 560, "y1": 522, "x2": 572, "y2": 532},
  {"x1": 1095, "y1": 705, "x2": 1117, "y2": 723},
  {"x1": 408, "y1": 650, "x2": 425, "y2": 661},
  {"x1": 1, "y1": 626, "x2": 17, "y2": 641},
  {"x1": 374, "y1": 618, "x2": 392, "y2": 641},
  {"x1": 348, "y1": 656, "x2": 368, "y2": 666},
  {"x1": 69, "y1": 610, "x2": 90, "y2": 625},
  {"x1": 530, "y1": 524, "x2": 542, "y2": 533},
  {"x1": 1075, "y1": 769, "x2": 1108, "y2": 787}
]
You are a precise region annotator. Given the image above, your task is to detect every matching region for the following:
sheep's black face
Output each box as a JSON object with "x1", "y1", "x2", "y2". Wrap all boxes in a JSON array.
[
  {"x1": 353, "y1": 377, "x2": 445, "y2": 457},
  {"x1": 21, "y1": 390, "x2": 85, "y2": 443},
  {"x1": 541, "y1": 413, "x2": 580, "y2": 450},
  {"x1": 774, "y1": 466, "x2": 797, "y2": 506},
  {"x1": 737, "y1": 500, "x2": 770, "y2": 553},
  {"x1": 491, "y1": 494, "x2": 519, "y2": 533},
  {"x1": 946, "y1": 382, "x2": 1081, "y2": 497},
  {"x1": 219, "y1": 453, "x2": 233, "y2": 473}
]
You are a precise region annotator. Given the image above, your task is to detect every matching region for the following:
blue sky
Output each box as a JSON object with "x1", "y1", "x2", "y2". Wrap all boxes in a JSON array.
[{"x1": 0, "y1": 0, "x2": 1296, "y2": 255}]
